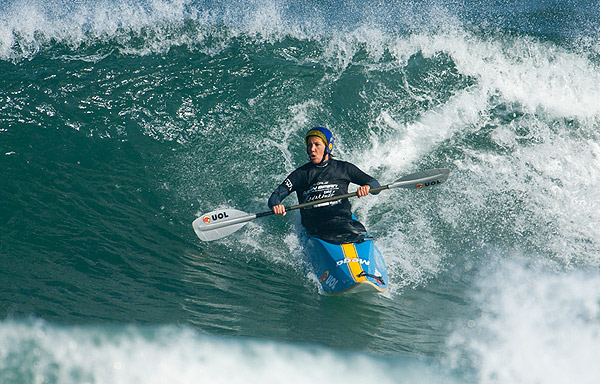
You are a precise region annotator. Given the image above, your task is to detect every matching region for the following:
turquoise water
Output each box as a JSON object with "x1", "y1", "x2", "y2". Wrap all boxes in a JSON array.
[{"x1": 2, "y1": 0, "x2": 600, "y2": 382}]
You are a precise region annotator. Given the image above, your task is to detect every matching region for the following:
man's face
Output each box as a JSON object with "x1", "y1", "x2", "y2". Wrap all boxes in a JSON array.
[{"x1": 306, "y1": 136, "x2": 327, "y2": 164}]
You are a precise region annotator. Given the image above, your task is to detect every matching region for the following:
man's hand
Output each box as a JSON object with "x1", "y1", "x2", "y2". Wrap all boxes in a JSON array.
[
  {"x1": 272, "y1": 204, "x2": 287, "y2": 216},
  {"x1": 357, "y1": 185, "x2": 371, "y2": 198}
]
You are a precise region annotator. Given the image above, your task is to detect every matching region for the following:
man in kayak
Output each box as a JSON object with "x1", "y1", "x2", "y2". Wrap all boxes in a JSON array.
[{"x1": 268, "y1": 127, "x2": 380, "y2": 244}]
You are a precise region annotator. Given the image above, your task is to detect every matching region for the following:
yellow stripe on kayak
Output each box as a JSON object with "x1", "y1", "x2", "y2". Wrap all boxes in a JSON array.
[{"x1": 341, "y1": 243, "x2": 366, "y2": 283}]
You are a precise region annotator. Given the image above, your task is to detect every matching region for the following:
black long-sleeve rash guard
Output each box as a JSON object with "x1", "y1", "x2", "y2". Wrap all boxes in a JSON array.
[{"x1": 268, "y1": 158, "x2": 380, "y2": 240}]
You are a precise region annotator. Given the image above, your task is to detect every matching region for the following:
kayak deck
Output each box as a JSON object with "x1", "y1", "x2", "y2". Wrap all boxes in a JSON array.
[{"x1": 306, "y1": 237, "x2": 388, "y2": 294}]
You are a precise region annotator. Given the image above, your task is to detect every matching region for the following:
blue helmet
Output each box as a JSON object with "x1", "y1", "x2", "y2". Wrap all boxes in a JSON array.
[{"x1": 305, "y1": 127, "x2": 334, "y2": 154}]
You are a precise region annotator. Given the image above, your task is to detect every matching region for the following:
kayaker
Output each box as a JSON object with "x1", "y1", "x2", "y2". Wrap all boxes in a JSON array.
[{"x1": 268, "y1": 127, "x2": 380, "y2": 244}]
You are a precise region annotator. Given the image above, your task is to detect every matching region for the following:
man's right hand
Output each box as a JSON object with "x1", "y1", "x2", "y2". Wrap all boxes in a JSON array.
[{"x1": 272, "y1": 205, "x2": 286, "y2": 216}]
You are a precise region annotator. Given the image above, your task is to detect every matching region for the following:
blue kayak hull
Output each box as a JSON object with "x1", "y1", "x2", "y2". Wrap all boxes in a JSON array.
[{"x1": 306, "y1": 237, "x2": 388, "y2": 294}]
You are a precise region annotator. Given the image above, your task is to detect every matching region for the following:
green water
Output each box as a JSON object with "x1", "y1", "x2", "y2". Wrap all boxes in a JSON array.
[{"x1": 2, "y1": 0, "x2": 600, "y2": 382}]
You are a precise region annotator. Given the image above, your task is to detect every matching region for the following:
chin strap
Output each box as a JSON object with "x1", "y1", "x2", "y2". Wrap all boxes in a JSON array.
[{"x1": 317, "y1": 154, "x2": 330, "y2": 167}]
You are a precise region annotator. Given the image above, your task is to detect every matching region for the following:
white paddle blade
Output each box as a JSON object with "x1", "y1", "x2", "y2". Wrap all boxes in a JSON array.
[
  {"x1": 192, "y1": 208, "x2": 256, "y2": 241},
  {"x1": 390, "y1": 168, "x2": 450, "y2": 190}
]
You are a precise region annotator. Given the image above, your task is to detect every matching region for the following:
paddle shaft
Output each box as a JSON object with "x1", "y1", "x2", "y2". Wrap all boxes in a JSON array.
[
  {"x1": 255, "y1": 170, "x2": 445, "y2": 218},
  {"x1": 193, "y1": 168, "x2": 450, "y2": 240},
  {"x1": 255, "y1": 185, "x2": 389, "y2": 218}
]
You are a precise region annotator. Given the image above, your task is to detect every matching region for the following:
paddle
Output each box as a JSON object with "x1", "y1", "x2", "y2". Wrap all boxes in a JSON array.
[{"x1": 192, "y1": 167, "x2": 450, "y2": 241}]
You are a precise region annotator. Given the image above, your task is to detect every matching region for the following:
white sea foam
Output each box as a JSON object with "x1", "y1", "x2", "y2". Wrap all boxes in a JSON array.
[
  {"x1": 447, "y1": 258, "x2": 600, "y2": 383},
  {"x1": 345, "y1": 23, "x2": 600, "y2": 289},
  {"x1": 0, "y1": 319, "x2": 454, "y2": 384}
]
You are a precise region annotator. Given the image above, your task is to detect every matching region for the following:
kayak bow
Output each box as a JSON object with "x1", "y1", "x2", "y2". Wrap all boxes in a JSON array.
[{"x1": 306, "y1": 236, "x2": 388, "y2": 294}]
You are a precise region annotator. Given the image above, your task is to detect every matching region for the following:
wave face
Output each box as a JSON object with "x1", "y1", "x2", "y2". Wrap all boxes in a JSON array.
[{"x1": 2, "y1": 0, "x2": 600, "y2": 382}]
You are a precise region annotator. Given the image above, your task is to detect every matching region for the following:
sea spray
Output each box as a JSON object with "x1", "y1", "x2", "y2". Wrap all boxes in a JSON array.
[
  {"x1": 0, "y1": 319, "x2": 456, "y2": 384},
  {"x1": 447, "y1": 257, "x2": 600, "y2": 383}
]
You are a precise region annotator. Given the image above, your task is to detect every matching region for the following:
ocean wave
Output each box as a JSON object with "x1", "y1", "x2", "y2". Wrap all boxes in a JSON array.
[
  {"x1": 0, "y1": 319, "x2": 455, "y2": 384},
  {"x1": 447, "y1": 257, "x2": 600, "y2": 383},
  {"x1": 2, "y1": 0, "x2": 597, "y2": 62}
]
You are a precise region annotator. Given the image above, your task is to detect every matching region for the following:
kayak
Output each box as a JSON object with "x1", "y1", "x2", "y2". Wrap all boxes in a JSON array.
[{"x1": 305, "y1": 236, "x2": 388, "y2": 294}]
